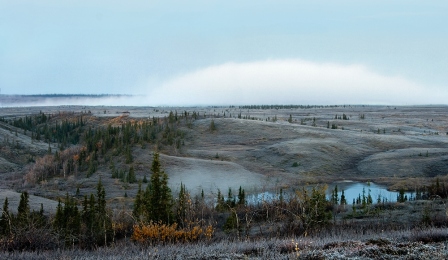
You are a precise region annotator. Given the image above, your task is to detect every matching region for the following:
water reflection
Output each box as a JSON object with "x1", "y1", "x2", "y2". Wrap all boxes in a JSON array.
[
  {"x1": 326, "y1": 181, "x2": 413, "y2": 204},
  {"x1": 246, "y1": 182, "x2": 413, "y2": 205}
]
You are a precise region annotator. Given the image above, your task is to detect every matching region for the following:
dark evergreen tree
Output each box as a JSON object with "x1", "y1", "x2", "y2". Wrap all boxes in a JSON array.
[
  {"x1": 95, "y1": 179, "x2": 113, "y2": 246},
  {"x1": 398, "y1": 188, "x2": 407, "y2": 203},
  {"x1": 0, "y1": 198, "x2": 11, "y2": 236},
  {"x1": 128, "y1": 166, "x2": 137, "y2": 183},
  {"x1": 82, "y1": 194, "x2": 94, "y2": 235},
  {"x1": 176, "y1": 183, "x2": 188, "y2": 228},
  {"x1": 237, "y1": 186, "x2": 246, "y2": 205},
  {"x1": 145, "y1": 153, "x2": 173, "y2": 224},
  {"x1": 331, "y1": 185, "x2": 339, "y2": 205},
  {"x1": 133, "y1": 183, "x2": 144, "y2": 221},
  {"x1": 17, "y1": 192, "x2": 30, "y2": 227},
  {"x1": 78, "y1": 179, "x2": 113, "y2": 247},
  {"x1": 340, "y1": 190, "x2": 347, "y2": 205},
  {"x1": 227, "y1": 188, "x2": 236, "y2": 208},
  {"x1": 54, "y1": 194, "x2": 81, "y2": 246},
  {"x1": 216, "y1": 189, "x2": 226, "y2": 211},
  {"x1": 54, "y1": 199, "x2": 64, "y2": 231},
  {"x1": 125, "y1": 145, "x2": 133, "y2": 164}
]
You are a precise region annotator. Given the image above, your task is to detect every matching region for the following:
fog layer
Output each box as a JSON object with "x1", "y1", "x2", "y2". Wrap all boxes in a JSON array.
[{"x1": 147, "y1": 59, "x2": 447, "y2": 106}]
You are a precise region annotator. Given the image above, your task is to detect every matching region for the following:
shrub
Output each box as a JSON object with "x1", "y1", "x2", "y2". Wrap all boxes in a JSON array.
[{"x1": 131, "y1": 221, "x2": 214, "y2": 244}]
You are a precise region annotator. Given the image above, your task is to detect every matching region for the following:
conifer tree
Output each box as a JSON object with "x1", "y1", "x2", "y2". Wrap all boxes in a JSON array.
[
  {"x1": 176, "y1": 183, "x2": 188, "y2": 228},
  {"x1": 125, "y1": 145, "x2": 133, "y2": 164},
  {"x1": 133, "y1": 183, "x2": 144, "y2": 221},
  {"x1": 0, "y1": 198, "x2": 11, "y2": 236},
  {"x1": 227, "y1": 188, "x2": 236, "y2": 207},
  {"x1": 54, "y1": 194, "x2": 81, "y2": 246},
  {"x1": 237, "y1": 186, "x2": 246, "y2": 205},
  {"x1": 17, "y1": 192, "x2": 30, "y2": 227},
  {"x1": 128, "y1": 166, "x2": 137, "y2": 183},
  {"x1": 331, "y1": 185, "x2": 339, "y2": 205},
  {"x1": 340, "y1": 189, "x2": 347, "y2": 205},
  {"x1": 95, "y1": 179, "x2": 112, "y2": 246},
  {"x1": 216, "y1": 189, "x2": 226, "y2": 211},
  {"x1": 54, "y1": 199, "x2": 64, "y2": 231},
  {"x1": 145, "y1": 153, "x2": 173, "y2": 224},
  {"x1": 82, "y1": 194, "x2": 95, "y2": 245}
]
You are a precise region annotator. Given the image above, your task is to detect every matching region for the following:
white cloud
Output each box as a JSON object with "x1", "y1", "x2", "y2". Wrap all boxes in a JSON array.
[{"x1": 147, "y1": 59, "x2": 447, "y2": 106}]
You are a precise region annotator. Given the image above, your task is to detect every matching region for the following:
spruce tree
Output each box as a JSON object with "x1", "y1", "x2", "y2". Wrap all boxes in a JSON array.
[
  {"x1": 83, "y1": 194, "x2": 96, "y2": 244},
  {"x1": 133, "y1": 183, "x2": 144, "y2": 221},
  {"x1": 125, "y1": 145, "x2": 133, "y2": 164},
  {"x1": 225, "y1": 188, "x2": 236, "y2": 207},
  {"x1": 237, "y1": 186, "x2": 245, "y2": 205},
  {"x1": 95, "y1": 179, "x2": 112, "y2": 246},
  {"x1": 17, "y1": 192, "x2": 30, "y2": 227},
  {"x1": 0, "y1": 198, "x2": 11, "y2": 236},
  {"x1": 176, "y1": 183, "x2": 188, "y2": 228},
  {"x1": 128, "y1": 166, "x2": 137, "y2": 183},
  {"x1": 54, "y1": 199, "x2": 64, "y2": 231},
  {"x1": 146, "y1": 153, "x2": 173, "y2": 224},
  {"x1": 216, "y1": 189, "x2": 225, "y2": 211},
  {"x1": 340, "y1": 190, "x2": 347, "y2": 205},
  {"x1": 54, "y1": 194, "x2": 81, "y2": 246}
]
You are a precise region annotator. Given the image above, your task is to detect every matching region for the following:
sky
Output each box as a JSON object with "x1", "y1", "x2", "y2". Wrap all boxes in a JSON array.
[{"x1": 1, "y1": 0, "x2": 447, "y2": 105}]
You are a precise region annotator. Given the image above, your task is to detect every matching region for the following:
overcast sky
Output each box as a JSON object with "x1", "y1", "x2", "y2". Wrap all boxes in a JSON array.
[{"x1": 1, "y1": 1, "x2": 447, "y2": 105}]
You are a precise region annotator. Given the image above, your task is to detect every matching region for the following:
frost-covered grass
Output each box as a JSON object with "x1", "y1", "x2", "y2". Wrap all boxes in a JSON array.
[{"x1": 2, "y1": 227, "x2": 447, "y2": 259}]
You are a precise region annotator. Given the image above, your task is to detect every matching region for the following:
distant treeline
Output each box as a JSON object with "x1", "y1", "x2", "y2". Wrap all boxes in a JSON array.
[
  {"x1": 12, "y1": 94, "x2": 132, "y2": 98},
  {"x1": 239, "y1": 105, "x2": 341, "y2": 110}
]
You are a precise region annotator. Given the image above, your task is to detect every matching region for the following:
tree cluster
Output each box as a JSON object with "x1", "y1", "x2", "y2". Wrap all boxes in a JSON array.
[{"x1": 0, "y1": 193, "x2": 49, "y2": 250}]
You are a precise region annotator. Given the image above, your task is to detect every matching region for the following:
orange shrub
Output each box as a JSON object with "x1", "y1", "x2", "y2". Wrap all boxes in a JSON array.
[{"x1": 131, "y1": 221, "x2": 214, "y2": 244}]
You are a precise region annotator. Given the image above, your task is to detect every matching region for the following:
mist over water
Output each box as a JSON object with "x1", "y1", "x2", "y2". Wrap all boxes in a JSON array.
[{"x1": 0, "y1": 95, "x2": 151, "y2": 107}]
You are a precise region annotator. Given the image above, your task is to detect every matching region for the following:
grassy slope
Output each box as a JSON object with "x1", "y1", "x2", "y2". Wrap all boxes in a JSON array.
[{"x1": 1, "y1": 105, "x2": 448, "y2": 210}]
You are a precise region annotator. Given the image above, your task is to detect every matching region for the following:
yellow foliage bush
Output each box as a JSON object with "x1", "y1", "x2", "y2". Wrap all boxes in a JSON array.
[{"x1": 131, "y1": 221, "x2": 214, "y2": 244}]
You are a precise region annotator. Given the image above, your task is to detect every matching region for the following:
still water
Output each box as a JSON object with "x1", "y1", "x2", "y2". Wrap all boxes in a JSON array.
[
  {"x1": 246, "y1": 182, "x2": 414, "y2": 205},
  {"x1": 326, "y1": 181, "x2": 414, "y2": 204}
]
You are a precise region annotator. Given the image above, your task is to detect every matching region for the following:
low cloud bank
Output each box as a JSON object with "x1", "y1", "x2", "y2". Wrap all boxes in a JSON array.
[
  {"x1": 0, "y1": 95, "x2": 150, "y2": 107},
  {"x1": 147, "y1": 59, "x2": 447, "y2": 106}
]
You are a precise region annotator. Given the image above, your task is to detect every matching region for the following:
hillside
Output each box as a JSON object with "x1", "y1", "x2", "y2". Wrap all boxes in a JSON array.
[{"x1": 0, "y1": 105, "x2": 448, "y2": 211}]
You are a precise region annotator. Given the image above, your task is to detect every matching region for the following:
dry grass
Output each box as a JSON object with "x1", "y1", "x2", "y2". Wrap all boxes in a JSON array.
[{"x1": 1, "y1": 227, "x2": 448, "y2": 259}]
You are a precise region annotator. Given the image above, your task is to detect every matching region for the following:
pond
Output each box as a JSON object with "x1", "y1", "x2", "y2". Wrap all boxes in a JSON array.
[
  {"x1": 326, "y1": 181, "x2": 414, "y2": 204},
  {"x1": 245, "y1": 181, "x2": 414, "y2": 205}
]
